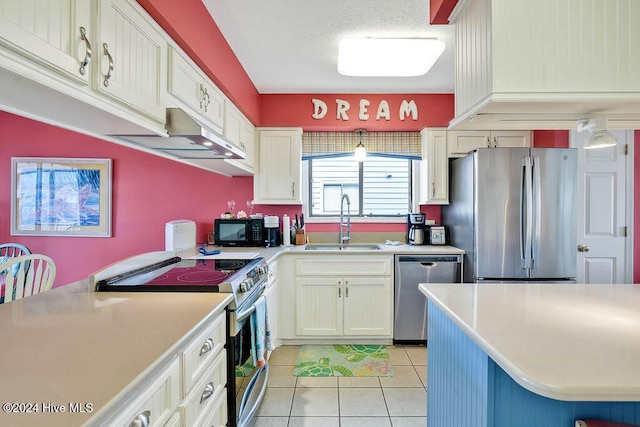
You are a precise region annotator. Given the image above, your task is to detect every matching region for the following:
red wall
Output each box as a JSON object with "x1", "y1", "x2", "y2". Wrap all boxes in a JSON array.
[
  {"x1": 136, "y1": 0, "x2": 261, "y2": 125},
  {"x1": 532, "y1": 130, "x2": 570, "y2": 148},
  {"x1": 260, "y1": 94, "x2": 454, "y2": 131},
  {"x1": 0, "y1": 112, "x2": 257, "y2": 287},
  {"x1": 430, "y1": 0, "x2": 459, "y2": 24}
]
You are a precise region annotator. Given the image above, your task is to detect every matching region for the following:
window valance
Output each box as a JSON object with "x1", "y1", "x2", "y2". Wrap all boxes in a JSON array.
[{"x1": 302, "y1": 131, "x2": 422, "y2": 159}]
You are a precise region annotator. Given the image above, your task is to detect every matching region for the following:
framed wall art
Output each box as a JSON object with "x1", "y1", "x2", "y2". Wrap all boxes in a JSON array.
[{"x1": 11, "y1": 158, "x2": 112, "y2": 237}]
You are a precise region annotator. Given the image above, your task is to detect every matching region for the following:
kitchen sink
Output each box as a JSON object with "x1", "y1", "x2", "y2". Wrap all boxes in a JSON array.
[{"x1": 305, "y1": 244, "x2": 381, "y2": 251}]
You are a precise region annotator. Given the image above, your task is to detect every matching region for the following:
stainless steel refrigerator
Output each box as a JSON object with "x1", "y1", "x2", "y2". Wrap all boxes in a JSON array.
[{"x1": 442, "y1": 148, "x2": 577, "y2": 283}]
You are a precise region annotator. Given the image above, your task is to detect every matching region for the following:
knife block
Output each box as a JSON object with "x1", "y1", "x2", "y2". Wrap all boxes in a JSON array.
[{"x1": 295, "y1": 229, "x2": 306, "y2": 245}]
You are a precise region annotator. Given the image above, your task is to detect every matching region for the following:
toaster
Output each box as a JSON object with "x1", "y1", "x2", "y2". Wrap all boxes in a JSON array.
[{"x1": 428, "y1": 225, "x2": 447, "y2": 245}]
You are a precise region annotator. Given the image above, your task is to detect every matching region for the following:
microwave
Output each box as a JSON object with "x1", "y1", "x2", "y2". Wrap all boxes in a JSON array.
[{"x1": 214, "y1": 218, "x2": 264, "y2": 247}]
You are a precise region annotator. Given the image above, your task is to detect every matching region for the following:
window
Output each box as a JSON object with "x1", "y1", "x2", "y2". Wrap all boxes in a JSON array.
[{"x1": 307, "y1": 155, "x2": 412, "y2": 217}]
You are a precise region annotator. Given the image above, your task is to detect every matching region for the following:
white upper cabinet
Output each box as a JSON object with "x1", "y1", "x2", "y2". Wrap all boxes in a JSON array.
[
  {"x1": 254, "y1": 128, "x2": 303, "y2": 204},
  {"x1": 420, "y1": 128, "x2": 449, "y2": 205},
  {"x1": 450, "y1": 0, "x2": 640, "y2": 129},
  {"x1": 447, "y1": 130, "x2": 531, "y2": 157},
  {"x1": 168, "y1": 46, "x2": 224, "y2": 131},
  {"x1": 0, "y1": 0, "x2": 168, "y2": 135},
  {"x1": 222, "y1": 100, "x2": 255, "y2": 175},
  {"x1": 0, "y1": 0, "x2": 92, "y2": 85},
  {"x1": 95, "y1": 0, "x2": 167, "y2": 124}
]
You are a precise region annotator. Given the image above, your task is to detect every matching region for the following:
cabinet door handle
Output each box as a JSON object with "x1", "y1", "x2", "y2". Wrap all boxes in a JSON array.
[
  {"x1": 200, "y1": 382, "x2": 215, "y2": 403},
  {"x1": 129, "y1": 410, "x2": 150, "y2": 427},
  {"x1": 203, "y1": 87, "x2": 210, "y2": 112},
  {"x1": 486, "y1": 136, "x2": 491, "y2": 147},
  {"x1": 199, "y1": 338, "x2": 214, "y2": 356},
  {"x1": 79, "y1": 26, "x2": 92, "y2": 76},
  {"x1": 432, "y1": 182, "x2": 436, "y2": 198},
  {"x1": 493, "y1": 136, "x2": 498, "y2": 147},
  {"x1": 199, "y1": 84, "x2": 206, "y2": 111},
  {"x1": 291, "y1": 182, "x2": 295, "y2": 197},
  {"x1": 345, "y1": 280, "x2": 349, "y2": 297},
  {"x1": 338, "y1": 281, "x2": 342, "y2": 298},
  {"x1": 102, "y1": 43, "x2": 114, "y2": 87}
]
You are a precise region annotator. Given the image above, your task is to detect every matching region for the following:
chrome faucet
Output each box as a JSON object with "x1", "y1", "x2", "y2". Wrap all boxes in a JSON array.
[{"x1": 339, "y1": 193, "x2": 351, "y2": 244}]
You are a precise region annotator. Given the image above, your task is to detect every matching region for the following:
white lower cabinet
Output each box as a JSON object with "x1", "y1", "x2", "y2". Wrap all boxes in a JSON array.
[
  {"x1": 101, "y1": 309, "x2": 228, "y2": 427},
  {"x1": 109, "y1": 357, "x2": 181, "y2": 427},
  {"x1": 294, "y1": 256, "x2": 393, "y2": 339},
  {"x1": 178, "y1": 350, "x2": 226, "y2": 426},
  {"x1": 265, "y1": 258, "x2": 280, "y2": 346}
]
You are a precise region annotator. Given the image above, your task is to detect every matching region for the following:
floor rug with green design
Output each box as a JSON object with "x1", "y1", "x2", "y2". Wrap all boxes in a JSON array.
[{"x1": 293, "y1": 344, "x2": 394, "y2": 377}]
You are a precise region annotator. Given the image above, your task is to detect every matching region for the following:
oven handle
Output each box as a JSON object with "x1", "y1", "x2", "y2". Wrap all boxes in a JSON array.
[
  {"x1": 236, "y1": 305, "x2": 256, "y2": 323},
  {"x1": 237, "y1": 364, "x2": 269, "y2": 427},
  {"x1": 235, "y1": 283, "x2": 267, "y2": 322}
]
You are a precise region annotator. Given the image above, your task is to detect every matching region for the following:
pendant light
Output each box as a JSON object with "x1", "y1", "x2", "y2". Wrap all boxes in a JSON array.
[
  {"x1": 576, "y1": 118, "x2": 617, "y2": 150},
  {"x1": 354, "y1": 129, "x2": 367, "y2": 162}
]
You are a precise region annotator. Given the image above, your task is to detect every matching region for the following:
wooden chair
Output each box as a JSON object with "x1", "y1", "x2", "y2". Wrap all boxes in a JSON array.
[
  {"x1": 0, "y1": 254, "x2": 56, "y2": 303},
  {"x1": 0, "y1": 243, "x2": 31, "y2": 281},
  {"x1": 0, "y1": 243, "x2": 30, "y2": 259}
]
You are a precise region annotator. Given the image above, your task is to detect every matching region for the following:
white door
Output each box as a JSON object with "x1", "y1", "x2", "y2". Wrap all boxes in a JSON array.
[{"x1": 572, "y1": 130, "x2": 632, "y2": 283}]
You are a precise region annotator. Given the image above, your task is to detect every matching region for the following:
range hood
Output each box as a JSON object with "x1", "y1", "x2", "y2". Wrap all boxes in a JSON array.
[{"x1": 115, "y1": 108, "x2": 245, "y2": 160}]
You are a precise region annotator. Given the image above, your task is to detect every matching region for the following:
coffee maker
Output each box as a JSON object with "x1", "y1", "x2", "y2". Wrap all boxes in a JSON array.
[
  {"x1": 407, "y1": 213, "x2": 426, "y2": 245},
  {"x1": 263, "y1": 215, "x2": 280, "y2": 247}
]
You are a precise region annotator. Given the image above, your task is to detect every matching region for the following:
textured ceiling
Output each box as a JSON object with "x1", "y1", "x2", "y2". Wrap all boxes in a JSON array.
[{"x1": 202, "y1": 0, "x2": 455, "y2": 94}]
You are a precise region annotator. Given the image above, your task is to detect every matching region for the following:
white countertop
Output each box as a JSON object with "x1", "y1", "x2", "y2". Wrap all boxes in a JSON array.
[
  {"x1": 180, "y1": 243, "x2": 464, "y2": 263},
  {"x1": 419, "y1": 283, "x2": 640, "y2": 401},
  {"x1": 0, "y1": 281, "x2": 232, "y2": 427}
]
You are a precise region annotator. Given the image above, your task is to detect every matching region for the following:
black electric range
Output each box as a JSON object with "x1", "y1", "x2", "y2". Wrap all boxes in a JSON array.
[{"x1": 90, "y1": 252, "x2": 268, "y2": 310}]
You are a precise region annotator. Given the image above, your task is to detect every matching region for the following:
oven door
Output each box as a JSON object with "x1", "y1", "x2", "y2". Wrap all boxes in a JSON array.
[{"x1": 227, "y1": 287, "x2": 270, "y2": 427}]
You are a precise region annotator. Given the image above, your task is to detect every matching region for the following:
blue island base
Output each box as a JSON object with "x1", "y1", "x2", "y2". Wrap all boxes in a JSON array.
[{"x1": 427, "y1": 301, "x2": 640, "y2": 427}]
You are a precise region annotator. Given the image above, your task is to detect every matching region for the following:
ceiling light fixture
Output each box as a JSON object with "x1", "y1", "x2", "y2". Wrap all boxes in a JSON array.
[
  {"x1": 354, "y1": 129, "x2": 367, "y2": 162},
  {"x1": 338, "y1": 37, "x2": 445, "y2": 77},
  {"x1": 576, "y1": 118, "x2": 617, "y2": 150}
]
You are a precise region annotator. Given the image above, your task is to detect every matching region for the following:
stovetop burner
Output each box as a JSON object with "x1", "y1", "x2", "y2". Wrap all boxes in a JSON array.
[
  {"x1": 93, "y1": 255, "x2": 265, "y2": 292},
  {"x1": 138, "y1": 258, "x2": 252, "y2": 287}
]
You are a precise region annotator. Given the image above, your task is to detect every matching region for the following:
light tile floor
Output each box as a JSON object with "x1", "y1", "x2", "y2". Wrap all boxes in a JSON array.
[{"x1": 238, "y1": 345, "x2": 428, "y2": 427}]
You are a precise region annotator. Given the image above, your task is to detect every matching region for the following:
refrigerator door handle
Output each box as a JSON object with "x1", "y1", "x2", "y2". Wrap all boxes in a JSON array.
[
  {"x1": 532, "y1": 156, "x2": 542, "y2": 269},
  {"x1": 522, "y1": 157, "x2": 534, "y2": 269}
]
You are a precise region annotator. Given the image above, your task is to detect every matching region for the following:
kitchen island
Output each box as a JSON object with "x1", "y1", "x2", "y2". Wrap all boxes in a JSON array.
[
  {"x1": 0, "y1": 280, "x2": 232, "y2": 427},
  {"x1": 419, "y1": 283, "x2": 640, "y2": 427}
]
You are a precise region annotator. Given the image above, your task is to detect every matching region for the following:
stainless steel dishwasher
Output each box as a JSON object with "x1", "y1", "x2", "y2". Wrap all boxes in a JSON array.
[{"x1": 394, "y1": 254, "x2": 462, "y2": 344}]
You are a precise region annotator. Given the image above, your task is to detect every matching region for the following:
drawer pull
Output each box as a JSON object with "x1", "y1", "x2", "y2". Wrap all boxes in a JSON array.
[
  {"x1": 129, "y1": 410, "x2": 150, "y2": 427},
  {"x1": 200, "y1": 382, "x2": 215, "y2": 403},
  {"x1": 79, "y1": 26, "x2": 92, "y2": 75},
  {"x1": 199, "y1": 338, "x2": 215, "y2": 356}
]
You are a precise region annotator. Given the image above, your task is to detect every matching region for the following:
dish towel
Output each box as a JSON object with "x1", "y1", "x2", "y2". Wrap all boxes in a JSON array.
[{"x1": 250, "y1": 295, "x2": 274, "y2": 367}]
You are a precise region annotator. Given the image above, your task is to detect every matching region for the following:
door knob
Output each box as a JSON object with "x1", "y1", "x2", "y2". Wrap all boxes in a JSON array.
[{"x1": 577, "y1": 244, "x2": 590, "y2": 252}]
